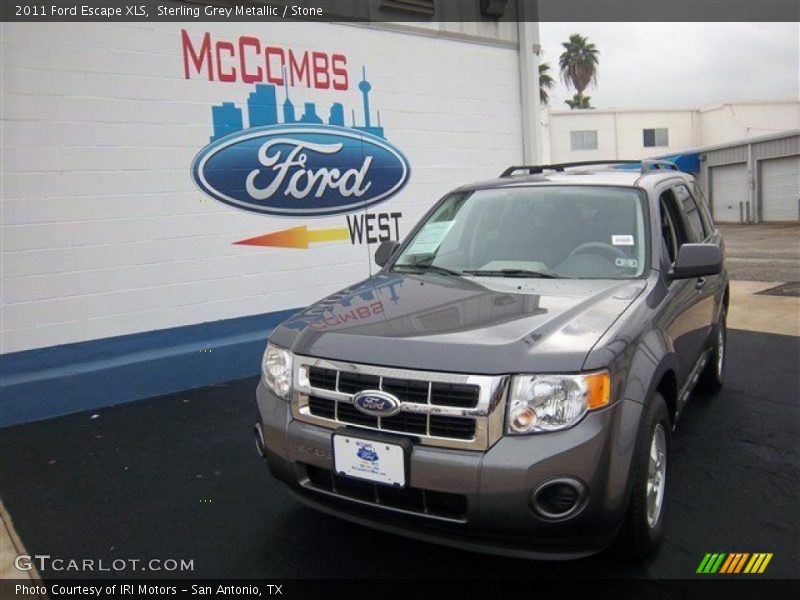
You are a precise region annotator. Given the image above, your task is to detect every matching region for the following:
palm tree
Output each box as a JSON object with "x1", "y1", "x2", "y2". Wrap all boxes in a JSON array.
[
  {"x1": 559, "y1": 34, "x2": 599, "y2": 109},
  {"x1": 565, "y1": 94, "x2": 593, "y2": 109},
  {"x1": 538, "y1": 62, "x2": 555, "y2": 105}
]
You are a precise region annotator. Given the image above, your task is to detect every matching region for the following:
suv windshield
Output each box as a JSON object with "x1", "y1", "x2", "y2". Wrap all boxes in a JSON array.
[{"x1": 393, "y1": 186, "x2": 646, "y2": 279}]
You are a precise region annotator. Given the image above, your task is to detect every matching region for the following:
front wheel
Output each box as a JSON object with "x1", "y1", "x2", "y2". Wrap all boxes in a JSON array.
[
  {"x1": 619, "y1": 393, "x2": 671, "y2": 561},
  {"x1": 697, "y1": 309, "x2": 726, "y2": 394}
]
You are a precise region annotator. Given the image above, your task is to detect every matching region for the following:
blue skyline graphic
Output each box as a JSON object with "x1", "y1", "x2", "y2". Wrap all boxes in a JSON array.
[{"x1": 210, "y1": 66, "x2": 385, "y2": 142}]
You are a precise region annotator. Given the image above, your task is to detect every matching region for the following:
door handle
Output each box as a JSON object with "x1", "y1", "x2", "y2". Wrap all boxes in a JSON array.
[{"x1": 695, "y1": 277, "x2": 707, "y2": 290}]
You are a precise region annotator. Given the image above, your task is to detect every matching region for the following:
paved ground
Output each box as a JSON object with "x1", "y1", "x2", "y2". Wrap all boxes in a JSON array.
[
  {"x1": 0, "y1": 504, "x2": 42, "y2": 584},
  {"x1": 719, "y1": 223, "x2": 800, "y2": 282},
  {"x1": 1, "y1": 327, "x2": 797, "y2": 580},
  {"x1": 728, "y1": 281, "x2": 800, "y2": 337}
]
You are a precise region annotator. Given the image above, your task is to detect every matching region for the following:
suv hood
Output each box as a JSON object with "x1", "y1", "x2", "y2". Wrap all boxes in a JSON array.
[{"x1": 271, "y1": 273, "x2": 646, "y2": 374}]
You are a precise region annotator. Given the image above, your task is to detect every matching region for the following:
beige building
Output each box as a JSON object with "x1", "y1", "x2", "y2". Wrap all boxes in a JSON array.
[{"x1": 542, "y1": 100, "x2": 800, "y2": 163}]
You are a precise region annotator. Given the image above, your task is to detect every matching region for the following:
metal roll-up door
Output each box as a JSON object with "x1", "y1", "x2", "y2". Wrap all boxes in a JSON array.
[
  {"x1": 710, "y1": 163, "x2": 748, "y2": 223},
  {"x1": 760, "y1": 155, "x2": 800, "y2": 222}
]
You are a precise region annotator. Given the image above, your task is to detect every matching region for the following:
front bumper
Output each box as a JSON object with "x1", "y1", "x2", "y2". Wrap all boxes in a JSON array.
[{"x1": 256, "y1": 381, "x2": 643, "y2": 559}]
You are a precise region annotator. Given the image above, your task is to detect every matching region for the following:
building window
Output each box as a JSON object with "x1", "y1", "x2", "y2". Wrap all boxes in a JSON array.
[
  {"x1": 643, "y1": 128, "x2": 669, "y2": 147},
  {"x1": 570, "y1": 130, "x2": 598, "y2": 151},
  {"x1": 380, "y1": 0, "x2": 435, "y2": 15}
]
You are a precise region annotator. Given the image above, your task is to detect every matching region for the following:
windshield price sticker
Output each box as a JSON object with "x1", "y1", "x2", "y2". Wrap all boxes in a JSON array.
[
  {"x1": 612, "y1": 234, "x2": 635, "y2": 246},
  {"x1": 405, "y1": 221, "x2": 455, "y2": 255}
]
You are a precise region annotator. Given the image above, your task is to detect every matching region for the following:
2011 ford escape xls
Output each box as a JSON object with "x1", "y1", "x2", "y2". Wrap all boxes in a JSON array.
[{"x1": 253, "y1": 160, "x2": 729, "y2": 560}]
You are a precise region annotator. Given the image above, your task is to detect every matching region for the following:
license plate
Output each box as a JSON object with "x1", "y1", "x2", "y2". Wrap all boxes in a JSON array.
[{"x1": 332, "y1": 434, "x2": 406, "y2": 487}]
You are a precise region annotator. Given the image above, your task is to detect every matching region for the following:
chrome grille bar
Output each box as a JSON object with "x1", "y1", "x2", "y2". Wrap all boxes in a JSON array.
[{"x1": 292, "y1": 355, "x2": 509, "y2": 451}]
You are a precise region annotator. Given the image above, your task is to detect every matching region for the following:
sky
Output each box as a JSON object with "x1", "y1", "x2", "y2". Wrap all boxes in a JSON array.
[{"x1": 538, "y1": 22, "x2": 800, "y2": 111}]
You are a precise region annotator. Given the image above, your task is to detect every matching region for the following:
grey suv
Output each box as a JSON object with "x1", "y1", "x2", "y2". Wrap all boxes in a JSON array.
[{"x1": 254, "y1": 160, "x2": 728, "y2": 560}]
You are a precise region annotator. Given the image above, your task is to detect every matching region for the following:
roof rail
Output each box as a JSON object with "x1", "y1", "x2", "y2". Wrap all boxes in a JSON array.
[
  {"x1": 500, "y1": 160, "x2": 642, "y2": 177},
  {"x1": 500, "y1": 159, "x2": 681, "y2": 178}
]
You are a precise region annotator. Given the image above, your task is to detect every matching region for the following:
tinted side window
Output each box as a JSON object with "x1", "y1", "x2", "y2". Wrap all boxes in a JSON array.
[
  {"x1": 660, "y1": 202, "x2": 677, "y2": 264},
  {"x1": 674, "y1": 184, "x2": 707, "y2": 241},
  {"x1": 659, "y1": 190, "x2": 689, "y2": 266},
  {"x1": 692, "y1": 182, "x2": 716, "y2": 233}
]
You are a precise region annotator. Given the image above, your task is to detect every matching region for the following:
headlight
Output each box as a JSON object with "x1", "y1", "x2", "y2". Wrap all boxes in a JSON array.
[
  {"x1": 262, "y1": 343, "x2": 293, "y2": 400},
  {"x1": 506, "y1": 371, "x2": 610, "y2": 434}
]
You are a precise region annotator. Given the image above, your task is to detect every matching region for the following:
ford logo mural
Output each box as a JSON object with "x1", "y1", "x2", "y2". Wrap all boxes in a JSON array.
[
  {"x1": 352, "y1": 390, "x2": 401, "y2": 417},
  {"x1": 191, "y1": 124, "x2": 411, "y2": 217}
]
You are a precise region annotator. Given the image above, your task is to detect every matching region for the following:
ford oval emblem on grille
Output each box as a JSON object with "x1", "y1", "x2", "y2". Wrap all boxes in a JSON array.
[{"x1": 352, "y1": 390, "x2": 401, "y2": 417}]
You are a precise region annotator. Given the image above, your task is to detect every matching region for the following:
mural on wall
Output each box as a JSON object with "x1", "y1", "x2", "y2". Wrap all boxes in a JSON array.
[{"x1": 185, "y1": 30, "x2": 409, "y2": 250}]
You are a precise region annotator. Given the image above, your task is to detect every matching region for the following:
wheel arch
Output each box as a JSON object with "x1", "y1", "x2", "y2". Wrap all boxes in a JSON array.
[{"x1": 617, "y1": 333, "x2": 680, "y2": 425}]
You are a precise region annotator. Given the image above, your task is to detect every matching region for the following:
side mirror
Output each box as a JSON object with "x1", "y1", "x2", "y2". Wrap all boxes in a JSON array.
[
  {"x1": 375, "y1": 240, "x2": 400, "y2": 267},
  {"x1": 669, "y1": 243, "x2": 722, "y2": 280}
]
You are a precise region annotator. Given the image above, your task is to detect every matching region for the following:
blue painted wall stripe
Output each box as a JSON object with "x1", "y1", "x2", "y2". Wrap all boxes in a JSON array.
[{"x1": 0, "y1": 308, "x2": 300, "y2": 427}]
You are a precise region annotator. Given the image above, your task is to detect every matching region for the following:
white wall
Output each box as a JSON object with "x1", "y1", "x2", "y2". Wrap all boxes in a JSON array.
[
  {"x1": 0, "y1": 22, "x2": 524, "y2": 354},
  {"x1": 546, "y1": 109, "x2": 698, "y2": 163},
  {"x1": 545, "y1": 101, "x2": 800, "y2": 163},
  {"x1": 546, "y1": 112, "x2": 615, "y2": 162},
  {"x1": 616, "y1": 111, "x2": 697, "y2": 156},
  {"x1": 698, "y1": 102, "x2": 800, "y2": 145}
]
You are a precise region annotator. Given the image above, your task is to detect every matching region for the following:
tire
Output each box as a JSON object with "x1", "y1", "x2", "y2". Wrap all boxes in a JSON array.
[
  {"x1": 619, "y1": 393, "x2": 671, "y2": 561},
  {"x1": 697, "y1": 309, "x2": 726, "y2": 394}
]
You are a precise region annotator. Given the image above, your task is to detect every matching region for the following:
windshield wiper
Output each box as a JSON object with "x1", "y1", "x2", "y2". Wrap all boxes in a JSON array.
[
  {"x1": 393, "y1": 264, "x2": 464, "y2": 276},
  {"x1": 462, "y1": 268, "x2": 562, "y2": 279}
]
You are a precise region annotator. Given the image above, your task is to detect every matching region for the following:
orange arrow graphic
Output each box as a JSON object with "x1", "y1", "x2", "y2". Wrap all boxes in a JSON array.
[{"x1": 234, "y1": 226, "x2": 351, "y2": 249}]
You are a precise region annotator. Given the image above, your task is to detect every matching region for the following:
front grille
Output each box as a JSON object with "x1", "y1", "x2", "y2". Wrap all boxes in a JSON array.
[
  {"x1": 382, "y1": 377, "x2": 429, "y2": 404},
  {"x1": 303, "y1": 464, "x2": 467, "y2": 521},
  {"x1": 337, "y1": 372, "x2": 380, "y2": 394},
  {"x1": 308, "y1": 366, "x2": 479, "y2": 409},
  {"x1": 296, "y1": 358, "x2": 507, "y2": 451},
  {"x1": 382, "y1": 411, "x2": 427, "y2": 435},
  {"x1": 335, "y1": 399, "x2": 377, "y2": 428},
  {"x1": 308, "y1": 396, "x2": 336, "y2": 419},
  {"x1": 431, "y1": 382, "x2": 480, "y2": 408},
  {"x1": 429, "y1": 415, "x2": 476, "y2": 439},
  {"x1": 308, "y1": 395, "x2": 473, "y2": 439},
  {"x1": 308, "y1": 367, "x2": 337, "y2": 390}
]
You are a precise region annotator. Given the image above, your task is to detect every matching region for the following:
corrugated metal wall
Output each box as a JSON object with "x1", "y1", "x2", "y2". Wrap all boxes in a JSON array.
[
  {"x1": 753, "y1": 134, "x2": 800, "y2": 160},
  {"x1": 700, "y1": 132, "x2": 799, "y2": 223},
  {"x1": 705, "y1": 145, "x2": 748, "y2": 167}
]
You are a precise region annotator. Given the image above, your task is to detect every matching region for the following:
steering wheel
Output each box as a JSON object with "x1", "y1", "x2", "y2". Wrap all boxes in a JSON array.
[{"x1": 567, "y1": 242, "x2": 627, "y2": 262}]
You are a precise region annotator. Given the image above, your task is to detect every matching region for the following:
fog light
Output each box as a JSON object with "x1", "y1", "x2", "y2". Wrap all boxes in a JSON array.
[{"x1": 531, "y1": 478, "x2": 586, "y2": 519}]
